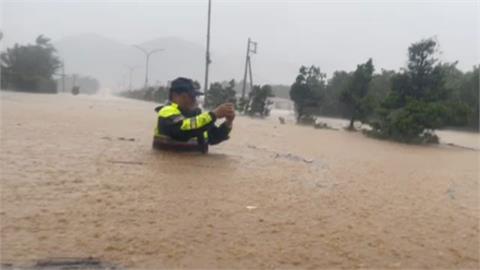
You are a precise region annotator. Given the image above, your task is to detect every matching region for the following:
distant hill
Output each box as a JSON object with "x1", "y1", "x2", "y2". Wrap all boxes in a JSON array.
[
  {"x1": 54, "y1": 33, "x2": 137, "y2": 91},
  {"x1": 54, "y1": 33, "x2": 298, "y2": 92},
  {"x1": 138, "y1": 36, "x2": 218, "y2": 87}
]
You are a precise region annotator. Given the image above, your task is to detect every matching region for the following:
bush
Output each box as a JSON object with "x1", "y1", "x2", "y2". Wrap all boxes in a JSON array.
[
  {"x1": 245, "y1": 85, "x2": 274, "y2": 117},
  {"x1": 369, "y1": 99, "x2": 447, "y2": 143},
  {"x1": 368, "y1": 38, "x2": 456, "y2": 143},
  {"x1": 204, "y1": 80, "x2": 237, "y2": 109}
]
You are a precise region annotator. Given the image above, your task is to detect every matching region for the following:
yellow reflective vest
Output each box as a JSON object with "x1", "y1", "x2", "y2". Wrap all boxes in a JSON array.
[{"x1": 153, "y1": 102, "x2": 231, "y2": 153}]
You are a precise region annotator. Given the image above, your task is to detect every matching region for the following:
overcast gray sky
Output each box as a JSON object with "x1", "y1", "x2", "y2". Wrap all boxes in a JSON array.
[{"x1": 1, "y1": 0, "x2": 479, "y2": 81}]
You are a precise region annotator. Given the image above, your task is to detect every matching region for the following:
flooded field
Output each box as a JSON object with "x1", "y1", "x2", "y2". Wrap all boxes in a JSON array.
[
  {"x1": 270, "y1": 109, "x2": 480, "y2": 151},
  {"x1": 1, "y1": 92, "x2": 479, "y2": 269}
]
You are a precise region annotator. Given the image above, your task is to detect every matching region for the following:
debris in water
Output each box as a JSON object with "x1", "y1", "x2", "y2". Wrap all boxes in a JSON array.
[
  {"x1": 117, "y1": 137, "x2": 135, "y2": 142},
  {"x1": 314, "y1": 121, "x2": 338, "y2": 130},
  {"x1": 445, "y1": 143, "x2": 478, "y2": 151},
  {"x1": 247, "y1": 144, "x2": 314, "y2": 164},
  {"x1": 247, "y1": 144, "x2": 257, "y2": 149},
  {"x1": 108, "y1": 160, "x2": 144, "y2": 165},
  {"x1": 246, "y1": 206, "x2": 257, "y2": 210},
  {"x1": 30, "y1": 257, "x2": 121, "y2": 269},
  {"x1": 274, "y1": 153, "x2": 313, "y2": 164},
  {"x1": 446, "y1": 187, "x2": 456, "y2": 200}
]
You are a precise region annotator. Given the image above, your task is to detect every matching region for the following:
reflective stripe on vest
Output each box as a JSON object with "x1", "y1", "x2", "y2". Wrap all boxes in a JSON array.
[
  {"x1": 155, "y1": 103, "x2": 213, "y2": 135},
  {"x1": 180, "y1": 112, "x2": 213, "y2": 131}
]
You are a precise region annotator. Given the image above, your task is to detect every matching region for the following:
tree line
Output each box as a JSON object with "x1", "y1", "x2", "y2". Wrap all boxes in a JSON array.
[
  {"x1": 118, "y1": 79, "x2": 275, "y2": 117},
  {"x1": 1, "y1": 35, "x2": 99, "y2": 94},
  {"x1": 3, "y1": 35, "x2": 477, "y2": 144},
  {"x1": 289, "y1": 38, "x2": 479, "y2": 143},
  {"x1": 204, "y1": 80, "x2": 274, "y2": 117},
  {"x1": 117, "y1": 86, "x2": 169, "y2": 103}
]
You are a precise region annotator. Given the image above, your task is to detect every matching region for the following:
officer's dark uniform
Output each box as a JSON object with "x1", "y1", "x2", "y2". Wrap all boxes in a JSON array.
[{"x1": 152, "y1": 78, "x2": 231, "y2": 153}]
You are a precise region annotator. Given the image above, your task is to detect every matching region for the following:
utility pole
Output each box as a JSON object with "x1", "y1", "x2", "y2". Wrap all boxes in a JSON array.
[
  {"x1": 61, "y1": 61, "x2": 66, "y2": 93},
  {"x1": 241, "y1": 38, "x2": 257, "y2": 101},
  {"x1": 248, "y1": 55, "x2": 253, "y2": 91},
  {"x1": 204, "y1": 0, "x2": 212, "y2": 95},
  {"x1": 133, "y1": 45, "x2": 164, "y2": 89}
]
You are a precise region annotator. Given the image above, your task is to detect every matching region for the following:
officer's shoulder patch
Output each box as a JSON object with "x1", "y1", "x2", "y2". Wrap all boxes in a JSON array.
[{"x1": 158, "y1": 105, "x2": 181, "y2": 118}]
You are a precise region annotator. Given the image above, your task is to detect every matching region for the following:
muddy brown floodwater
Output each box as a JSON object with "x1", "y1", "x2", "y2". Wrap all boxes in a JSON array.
[{"x1": 1, "y1": 92, "x2": 479, "y2": 269}]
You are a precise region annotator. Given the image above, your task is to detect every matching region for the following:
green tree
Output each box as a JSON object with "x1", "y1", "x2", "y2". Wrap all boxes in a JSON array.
[
  {"x1": 369, "y1": 69, "x2": 396, "y2": 104},
  {"x1": 441, "y1": 64, "x2": 479, "y2": 130},
  {"x1": 204, "y1": 79, "x2": 237, "y2": 109},
  {"x1": 289, "y1": 65, "x2": 326, "y2": 123},
  {"x1": 246, "y1": 84, "x2": 274, "y2": 117},
  {"x1": 320, "y1": 71, "x2": 351, "y2": 117},
  {"x1": 340, "y1": 58, "x2": 375, "y2": 130},
  {"x1": 459, "y1": 66, "x2": 479, "y2": 130},
  {"x1": 370, "y1": 38, "x2": 453, "y2": 143},
  {"x1": 1, "y1": 35, "x2": 61, "y2": 93}
]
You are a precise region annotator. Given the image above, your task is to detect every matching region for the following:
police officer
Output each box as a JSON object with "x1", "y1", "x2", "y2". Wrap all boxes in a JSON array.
[{"x1": 153, "y1": 77, "x2": 235, "y2": 153}]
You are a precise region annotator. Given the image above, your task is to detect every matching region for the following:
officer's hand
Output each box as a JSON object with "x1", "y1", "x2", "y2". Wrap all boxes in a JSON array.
[
  {"x1": 225, "y1": 111, "x2": 235, "y2": 128},
  {"x1": 225, "y1": 104, "x2": 235, "y2": 116},
  {"x1": 212, "y1": 104, "x2": 228, "y2": 118},
  {"x1": 225, "y1": 111, "x2": 235, "y2": 120},
  {"x1": 213, "y1": 103, "x2": 234, "y2": 119}
]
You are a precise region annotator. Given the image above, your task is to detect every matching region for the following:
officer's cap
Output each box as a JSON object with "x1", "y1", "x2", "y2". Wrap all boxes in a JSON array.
[{"x1": 170, "y1": 77, "x2": 204, "y2": 96}]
